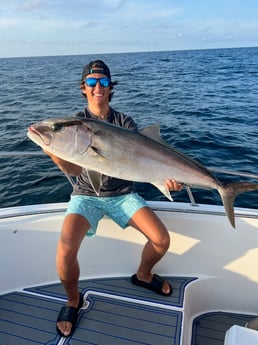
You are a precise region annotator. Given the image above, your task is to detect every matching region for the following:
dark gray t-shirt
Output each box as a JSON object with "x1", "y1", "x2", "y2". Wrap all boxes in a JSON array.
[{"x1": 72, "y1": 107, "x2": 137, "y2": 197}]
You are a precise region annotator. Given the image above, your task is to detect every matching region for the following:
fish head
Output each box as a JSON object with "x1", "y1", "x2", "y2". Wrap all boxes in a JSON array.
[{"x1": 27, "y1": 117, "x2": 92, "y2": 160}]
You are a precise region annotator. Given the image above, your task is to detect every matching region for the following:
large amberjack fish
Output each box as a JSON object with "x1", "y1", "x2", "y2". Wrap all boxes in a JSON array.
[{"x1": 27, "y1": 117, "x2": 258, "y2": 228}]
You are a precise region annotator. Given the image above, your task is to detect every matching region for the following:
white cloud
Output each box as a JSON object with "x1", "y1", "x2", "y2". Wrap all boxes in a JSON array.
[
  {"x1": 0, "y1": 0, "x2": 258, "y2": 57},
  {"x1": 18, "y1": 0, "x2": 45, "y2": 12},
  {"x1": 0, "y1": 18, "x2": 18, "y2": 28}
]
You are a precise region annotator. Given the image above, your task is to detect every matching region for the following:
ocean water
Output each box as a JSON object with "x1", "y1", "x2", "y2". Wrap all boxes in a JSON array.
[{"x1": 0, "y1": 47, "x2": 258, "y2": 209}]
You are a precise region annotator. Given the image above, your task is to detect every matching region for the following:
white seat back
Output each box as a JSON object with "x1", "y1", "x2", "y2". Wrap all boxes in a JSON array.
[{"x1": 224, "y1": 325, "x2": 258, "y2": 345}]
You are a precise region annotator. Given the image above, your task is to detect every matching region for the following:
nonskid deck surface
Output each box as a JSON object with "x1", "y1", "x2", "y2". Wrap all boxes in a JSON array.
[
  {"x1": 191, "y1": 312, "x2": 255, "y2": 345},
  {"x1": 25, "y1": 276, "x2": 195, "y2": 308},
  {"x1": 0, "y1": 276, "x2": 194, "y2": 345},
  {"x1": 0, "y1": 276, "x2": 254, "y2": 345}
]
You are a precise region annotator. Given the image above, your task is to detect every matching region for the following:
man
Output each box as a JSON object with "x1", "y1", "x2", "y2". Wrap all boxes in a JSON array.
[{"x1": 45, "y1": 60, "x2": 182, "y2": 337}]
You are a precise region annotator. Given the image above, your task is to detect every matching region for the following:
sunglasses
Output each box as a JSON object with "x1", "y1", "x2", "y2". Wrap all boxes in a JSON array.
[{"x1": 85, "y1": 77, "x2": 111, "y2": 88}]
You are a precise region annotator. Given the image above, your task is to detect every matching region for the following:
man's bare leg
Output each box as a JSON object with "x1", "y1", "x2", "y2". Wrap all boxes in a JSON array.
[
  {"x1": 128, "y1": 207, "x2": 171, "y2": 294},
  {"x1": 56, "y1": 214, "x2": 90, "y2": 336}
]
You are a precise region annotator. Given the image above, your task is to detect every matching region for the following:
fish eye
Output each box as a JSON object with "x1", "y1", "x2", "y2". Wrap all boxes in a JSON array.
[{"x1": 51, "y1": 123, "x2": 63, "y2": 132}]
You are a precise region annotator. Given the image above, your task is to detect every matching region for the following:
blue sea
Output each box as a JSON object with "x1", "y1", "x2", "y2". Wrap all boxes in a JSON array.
[{"x1": 0, "y1": 47, "x2": 258, "y2": 209}]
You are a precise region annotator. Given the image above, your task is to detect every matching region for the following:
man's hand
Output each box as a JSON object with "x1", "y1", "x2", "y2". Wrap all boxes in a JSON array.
[{"x1": 165, "y1": 179, "x2": 183, "y2": 191}]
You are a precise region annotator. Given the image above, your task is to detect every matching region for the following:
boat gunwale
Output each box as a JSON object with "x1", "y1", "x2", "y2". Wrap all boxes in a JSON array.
[{"x1": 0, "y1": 201, "x2": 257, "y2": 220}]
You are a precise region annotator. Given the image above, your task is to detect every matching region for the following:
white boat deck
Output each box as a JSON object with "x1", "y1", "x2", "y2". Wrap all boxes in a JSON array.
[{"x1": 1, "y1": 201, "x2": 258, "y2": 344}]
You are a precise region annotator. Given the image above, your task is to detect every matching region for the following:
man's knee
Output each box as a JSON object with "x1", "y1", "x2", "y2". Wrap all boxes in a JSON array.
[
  {"x1": 160, "y1": 230, "x2": 170, "y2": 250},
  {"x1": 57, "y1": 237, "x2": 79, "y2": 262},
  {"x1": 58, "y1": 214, "x2": 90, "y2": 258},
  {"x1": 151, "y1": 227, "x2": 170, "y2": 252}
]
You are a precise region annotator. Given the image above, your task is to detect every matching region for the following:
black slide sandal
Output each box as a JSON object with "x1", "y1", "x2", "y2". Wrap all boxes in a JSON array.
[
  {"x1": 56, "y1": 293, "x2": 84, "y2": 337},
  {"x1": 131, "y1": 274, "x2": 173, "y2": 296}
]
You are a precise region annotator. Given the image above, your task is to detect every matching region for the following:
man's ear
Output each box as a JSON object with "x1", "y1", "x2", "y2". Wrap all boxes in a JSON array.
[{"x1": 81, "y1": 83, "x2": 87, "y2": 96}]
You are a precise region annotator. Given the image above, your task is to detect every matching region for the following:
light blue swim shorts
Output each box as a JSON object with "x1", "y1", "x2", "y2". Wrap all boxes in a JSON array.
[{"x1": 65, "y1": 193, "x2": 148, "y2": 237}]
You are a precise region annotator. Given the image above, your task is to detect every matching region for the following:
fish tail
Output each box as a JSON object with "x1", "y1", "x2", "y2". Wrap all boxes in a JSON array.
[{"x1": 218, "y1": 182, "x2": 258, "y2": 228}]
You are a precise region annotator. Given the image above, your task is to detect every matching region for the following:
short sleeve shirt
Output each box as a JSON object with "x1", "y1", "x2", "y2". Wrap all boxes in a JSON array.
[{"x1": 72, "y1": 107, "x2": 137, "y2": 197}]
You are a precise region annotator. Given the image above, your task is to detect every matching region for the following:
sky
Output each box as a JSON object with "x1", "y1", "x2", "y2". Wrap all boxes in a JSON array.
[{"x1": 0, "y1": 0, "x2": 258, "y2": 58}]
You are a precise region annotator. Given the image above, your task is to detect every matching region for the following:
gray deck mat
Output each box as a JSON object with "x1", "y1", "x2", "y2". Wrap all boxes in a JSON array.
[
  {"x1": 64, "y1": 294, "x2": 182, "y2": 344},
  {"x1": 191, "y1": 311, "x2": 257, "y2": 345},
  {"x1": 26, "y1": 276, "x2": 197, "y2": 308},
  {"x1": 0, "y1": 291, "x2": 182, "y2": 345},
  {"x1": 0, "y1": 292, "x2": 61, "y2": 345},
  {"x1": 1, "y1": 277, "x2": 254, "y2": 344}
]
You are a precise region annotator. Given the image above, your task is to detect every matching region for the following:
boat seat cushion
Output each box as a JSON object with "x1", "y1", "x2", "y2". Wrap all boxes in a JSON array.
[{"x1": 224, "y1": 325, "x2": 258, "y2": 345}]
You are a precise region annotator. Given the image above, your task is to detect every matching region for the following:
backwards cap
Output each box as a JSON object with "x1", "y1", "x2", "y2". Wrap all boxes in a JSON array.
[{"x1": 81, "y1": 60, "x2": 111, "y2": 80}]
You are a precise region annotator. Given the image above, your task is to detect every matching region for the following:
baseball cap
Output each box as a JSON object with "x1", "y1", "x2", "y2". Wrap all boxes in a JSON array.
[{"x1": 81, "y1": 60, "x2": 111, "y2": 80}]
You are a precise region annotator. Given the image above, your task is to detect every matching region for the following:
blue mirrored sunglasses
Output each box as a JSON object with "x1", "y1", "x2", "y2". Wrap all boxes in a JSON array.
[{"x1": 85, "y1": 77, "x2": 111, "y2": 88}]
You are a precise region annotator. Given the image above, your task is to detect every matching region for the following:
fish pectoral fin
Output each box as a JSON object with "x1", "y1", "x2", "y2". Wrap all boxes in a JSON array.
[
  {"x1": 89, "y1": 146, "x2": 106, "y2": 161},
  {"x1": 86, "y1": 169, "x2": 102, "y2": 196},
  {"x1": 152, "y1": 183, "x2": 174, "y2": 201}
]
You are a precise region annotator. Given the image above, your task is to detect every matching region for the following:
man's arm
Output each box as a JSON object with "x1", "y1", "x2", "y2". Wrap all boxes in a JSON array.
[
  {"x1": 44, "y1": 150, "x2": 82, "y2": 176},
  {"x1": 44, "y1": 150, "x2": 183, "y2": 186}
]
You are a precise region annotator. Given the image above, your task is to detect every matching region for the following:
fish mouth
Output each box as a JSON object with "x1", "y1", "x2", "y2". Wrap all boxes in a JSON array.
[{"x1": 28, "y1": 126, "x2": 51, "y2": 146}]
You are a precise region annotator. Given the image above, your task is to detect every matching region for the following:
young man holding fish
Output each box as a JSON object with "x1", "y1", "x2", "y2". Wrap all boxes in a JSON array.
[{"x1": 44, "y1": 60, "x2": 182, "y2": 337}]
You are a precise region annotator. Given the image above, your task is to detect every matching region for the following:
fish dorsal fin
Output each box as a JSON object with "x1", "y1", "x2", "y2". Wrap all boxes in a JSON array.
[
  {"x1": 140, "y1": 125, "x2": 169, "y2": 146},
  {"x1": 86, "y1": 169, "x2": 102, "y2": 196},
  {"x1": 140, "y1": 125, "x2": 161, "y2": 140}
]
